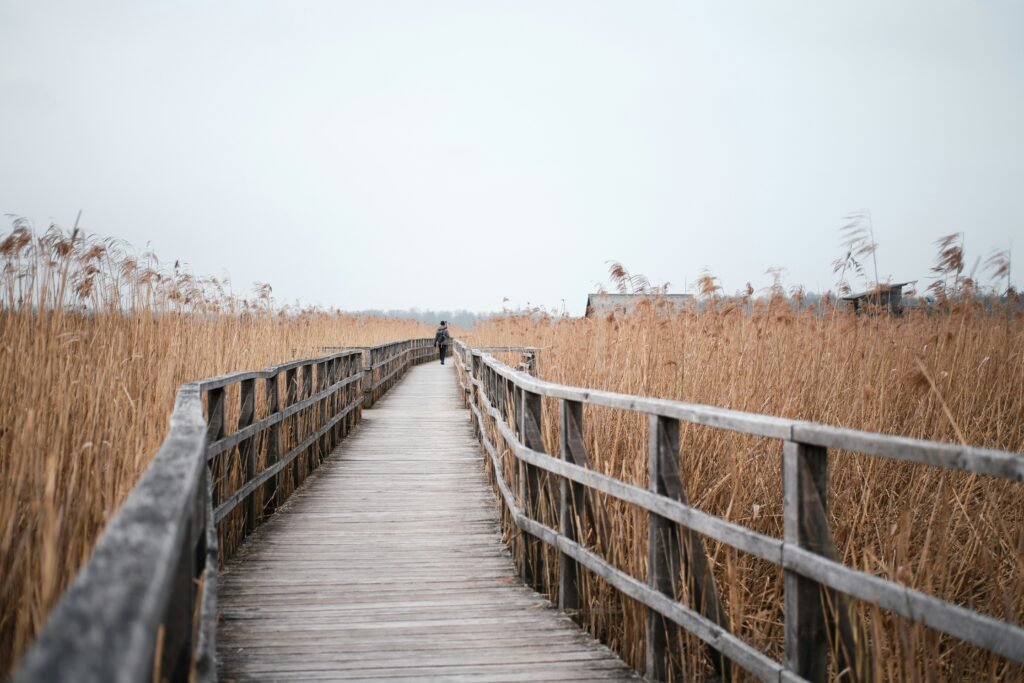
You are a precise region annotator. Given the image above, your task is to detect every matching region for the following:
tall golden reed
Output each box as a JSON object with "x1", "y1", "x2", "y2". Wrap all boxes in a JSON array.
[
  {"x1": 469, "y1": 296, "x2": 1023, "y2": 681},
  {"x1": 0, "y1": 222, "x2": 436, "y2": 675}
]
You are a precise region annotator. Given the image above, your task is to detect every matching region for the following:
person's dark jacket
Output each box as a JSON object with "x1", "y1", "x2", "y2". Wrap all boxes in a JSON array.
[{"x1": 434, "y1": 326, "x2": 450, "y2": 347}]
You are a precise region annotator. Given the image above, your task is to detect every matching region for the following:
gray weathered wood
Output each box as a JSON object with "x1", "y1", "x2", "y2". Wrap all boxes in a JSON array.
[
  {"x1": 468, "y1": 346, "x2": 1024, "y2": 481},
  {"x1": 646, "y1": 414, "x2": 683, "y2": 682},
  {"x1": 519, "y1": 386, "x2": 546, "y2": 593},
  {"x1": 217, "y1": 362, "x2": 638, "y2": 682},
  {"x1": 204, "y1": 374, "x2": 360, "y2": 460},
  {"x1": 558, "y1": 399, "x2": 585, "y2": 616},
  {"x1": 783, "y1": 440, "x2": 828, "y2": 682},
  {"x1": 472, "y1": 373, "x2": 1024, "y2": 667},
  {"x1": 302, "y1": 363, "x2": 314, "y2": 473},
  {"x1": 454, "y1": 339, "x2": 1024, "y2": 680},
  {"x1": 12, "y1": 386, "x2": 209, "y2": 683},
  {"x1": 264, "y1": 373, "x2": 281, "y2": 514},
  {"x1": 285, "y1": 366, "x2": 299, "y2": 490},
  {"x1": 206, "y1": 386, "x2": 226, "y2": 513},
  {"x1": 239, "y1": 378, "x2": 257, "y2": 534}
]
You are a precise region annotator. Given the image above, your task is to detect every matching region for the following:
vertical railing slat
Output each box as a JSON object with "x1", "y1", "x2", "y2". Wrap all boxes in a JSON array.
[
  {"x1": 302, "y1": 363, "x2": 314, "y2": 473},
  {"x1": 646, "y1": 414, "x2": 683, "y2": 682},
  {"x1": 519, "y1": 386, "x2": 545, "y2": 593},
  {"x1": 558, "y1": 399, "x2": 586, "y2": 617},
  {"x1": 783, "y1": 440, "x2": 829, "y2": 682},
  {"x1": 285, "y1": 367, "x2": 299, "y2": 490},
  {"x1": 239, "y1": 378, "x2": 256, "y2": 534},
  {"x1": 264, "y1": 373, "x2": 281, "y2": 515}
]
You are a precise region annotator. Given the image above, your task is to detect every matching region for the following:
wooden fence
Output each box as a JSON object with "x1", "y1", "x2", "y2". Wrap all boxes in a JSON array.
[
  {"x1": 13, "y1": 339, "x2": 436, "y2": 683},
  {"x1": 453, "y1": 341, "x2": 1024, "y2": 682}
]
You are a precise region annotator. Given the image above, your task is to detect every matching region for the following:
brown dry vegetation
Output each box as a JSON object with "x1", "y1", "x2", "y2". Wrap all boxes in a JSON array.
[
  {"x1": 2, "y1": 217, "x2": 1022, "y2": 681},
  {"x1": 0, "y1": 222, "x2": 437, "y2": 675},
  {"x1": 467, "y1": 296, "x2": 1024, "y2": 681}
]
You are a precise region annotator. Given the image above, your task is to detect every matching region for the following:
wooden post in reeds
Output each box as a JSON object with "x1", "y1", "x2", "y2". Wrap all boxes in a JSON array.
[
  {"x1": 347, "y1": 355, "x2": 358, "y2": 432},
  {"x1": 558, "y1": 399, "x2": 586, "y2": 617},
  {"x1": 285, "y1": 367, "x2": 299, "y2": 489},
  {"x1": 471, "y1": 355, "x2": 482, "y2": 438},
  {"x1": 362, "y1": 349, "x2": 374, "y2": 409},
  {"x1": 317, "y1": 360, "x2": 329, "y2": 459},
  {"x1": 783, "y1": 440, "x2": 869, "y2": 683},
  {"x1": 239, "y1": 378, "x2": 257, "y2": 535},
  {"x1": 784, "y1": 441, "x2": 829, "y2": 681},
  {"x1": 206, "y1": 387, "x2": 226, "y2": 512},
  {"x1": 646, "y1": 414, "x2": 684, "y2": 682},
  {"x1": 264, "y1": 373, "x2": 281, "y2": 514},
  {"x1": 302, "y1": 363, "x2": 314, "y2": 473},
  {"x1": 519, "y1": 386, "x2": 545, "y2": 594}
]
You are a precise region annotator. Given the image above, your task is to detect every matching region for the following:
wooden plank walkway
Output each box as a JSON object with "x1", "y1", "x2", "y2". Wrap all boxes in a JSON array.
[{"x1": 218, "y1": 361, "x2": 640, "y2": 682}]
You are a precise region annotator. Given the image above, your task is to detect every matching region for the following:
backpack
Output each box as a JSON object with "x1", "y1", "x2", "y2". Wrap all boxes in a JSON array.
[{"x1": 435, "y1": 327, "x2": 450, "y2": 345}]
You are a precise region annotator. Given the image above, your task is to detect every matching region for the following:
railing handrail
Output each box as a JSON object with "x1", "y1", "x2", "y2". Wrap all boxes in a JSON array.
[
  {"x1": 13, "y1": 339, "x2": 438, "y2": 683},
  {"x1": 467, "y1": 344, "x2": 1022, "y2": 482},
  {"x1": 453, "y1": 340, "x2": 1024, "y2": 682},
  {"x1": 197, "y1": 348, "x2": 363, "y2": 391},
  {"x1": 13, "y1": 385, "x2": 213, "y2": 683}
]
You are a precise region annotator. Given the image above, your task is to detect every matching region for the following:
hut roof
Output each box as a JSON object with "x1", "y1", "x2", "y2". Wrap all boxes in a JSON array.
[{"x1": 840, "y1": 282, "x2": 913, "y2": 301}]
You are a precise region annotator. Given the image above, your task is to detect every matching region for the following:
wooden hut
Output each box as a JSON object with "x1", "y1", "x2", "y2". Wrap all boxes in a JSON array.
[{"x1": 841, "y1": 282, "x2": 913, "y2": 315}]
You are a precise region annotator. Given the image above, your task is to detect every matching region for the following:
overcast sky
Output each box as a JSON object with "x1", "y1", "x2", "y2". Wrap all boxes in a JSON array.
[{"x1": 2, "y1": 1, "x2": 1022, "y2": 314}]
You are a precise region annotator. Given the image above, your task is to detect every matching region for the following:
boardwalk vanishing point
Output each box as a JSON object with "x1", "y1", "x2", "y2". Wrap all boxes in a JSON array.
[{"x1": 218, "y1": 362, "x2": 639, "y2": 682}]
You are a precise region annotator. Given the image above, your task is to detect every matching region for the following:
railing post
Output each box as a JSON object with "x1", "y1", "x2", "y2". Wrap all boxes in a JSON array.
[
  {"x1": 264, "y1": 373, "x2": 281, "y2": 514},
  {"x1": 646, "y1": 414, "x2": 684, "y2": 682},
  {"x1": 471, "y1": 354, "x2": 482, "y2": 437},
  {"x1": 206, "y1": 387, "x2": 226, "y2": 511},
  {"x1": 783, "y1": 440, "x2": 829, "y2": 682},
  {"x1": 519, "y1": 386, "x2": 545, "y2": 594},
  {"x1": 302, "y1": 363, "x2": 315, "y2": 472},
  {"x1": 317, "y1": 360, "x2": 330, "y2": 459},
  {"x1": 347, "y1": 355, "x2": 359, "y2": 431},
  {"x1": 558, "y1": 399, "x2": 585, "y2": 617},
  {"x1": 239, "y1": 378, "x2": 257, "y2": 535},
  {"x1": 285, "y1": 367, "x2": 299, "y2": 489},
  {"x1": 362, "y1": 349, "x2": 374, "y2": 409},
  {"x1": 332, "y1": 357, "x2": 343, "y2": 442},
  {"x1": 462, "y1": 347, "x2": 471, "y2": 407}
]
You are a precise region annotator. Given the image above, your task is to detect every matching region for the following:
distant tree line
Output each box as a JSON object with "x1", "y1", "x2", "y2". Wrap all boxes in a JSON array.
[{"x1": 352, "y1": 308, "x2": 501, "y2": 328}]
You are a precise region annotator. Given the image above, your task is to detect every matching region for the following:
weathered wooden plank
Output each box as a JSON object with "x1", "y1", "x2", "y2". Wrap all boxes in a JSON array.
[
  {"x1": 467, "y1": 344, "x2": 1024, "y2": 481},
  {"x1": 196, "y1": 349, "x2": 363, "y2": 392},
  {"x1": 217, "y1": 362, "x2": 639, "y2": 682}
]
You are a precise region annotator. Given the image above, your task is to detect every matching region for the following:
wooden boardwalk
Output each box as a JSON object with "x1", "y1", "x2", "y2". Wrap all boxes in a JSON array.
[{"x1": 218, "y1": 361, "x2": 639, "y2": 682}]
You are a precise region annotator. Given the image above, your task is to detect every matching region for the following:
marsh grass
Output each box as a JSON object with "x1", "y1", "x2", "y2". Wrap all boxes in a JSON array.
[{"x1": 0, "y1": 222, "x2": 436, "y2": 675}]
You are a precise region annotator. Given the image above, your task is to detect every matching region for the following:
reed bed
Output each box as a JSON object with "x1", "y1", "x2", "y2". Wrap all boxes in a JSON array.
[
  {"x1": 468, "y1": 297, "x2": 1024, "y2": 681},
  {"x1": 0, "y1": 222, "x2": 436, "y2": 675}
]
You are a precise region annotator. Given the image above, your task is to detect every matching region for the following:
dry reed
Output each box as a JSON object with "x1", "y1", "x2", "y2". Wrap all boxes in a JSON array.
[{"x1": 0, "y1": 221, "x2": 436, "y2": 675}]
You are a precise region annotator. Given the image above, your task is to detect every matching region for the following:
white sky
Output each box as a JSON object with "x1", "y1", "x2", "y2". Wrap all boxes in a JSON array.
[{"x1": 2, "y1": 1, "x2": 1022, "y2": 314}]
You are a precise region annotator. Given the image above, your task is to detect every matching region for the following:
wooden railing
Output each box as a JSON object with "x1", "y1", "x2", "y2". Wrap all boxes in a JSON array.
[
  {"x1": 453, "y1": 340, "x2": 1024, "y2": 682},
  {"x1": 13, "y1": 339, "x2": 436, "y2": 683},
  {"x1": 358, "y1": 339, "x2": 437, "y2": 407}
]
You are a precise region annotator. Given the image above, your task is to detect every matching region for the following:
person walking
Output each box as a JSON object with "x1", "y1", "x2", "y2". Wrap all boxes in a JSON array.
[{"x1": 434, "y1": 320, "x2": 450, "y2": 365}]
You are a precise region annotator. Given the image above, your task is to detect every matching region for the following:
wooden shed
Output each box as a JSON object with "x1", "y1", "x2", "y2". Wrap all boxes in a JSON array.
[
  {"x1": 841, "y1": 282, "x2": 913, "y2": 315},
  {"x1": 584, "y1": 293, "x2": 694, "y2": 318}
]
